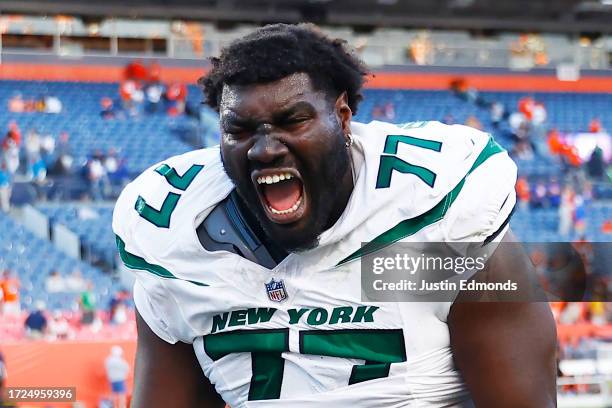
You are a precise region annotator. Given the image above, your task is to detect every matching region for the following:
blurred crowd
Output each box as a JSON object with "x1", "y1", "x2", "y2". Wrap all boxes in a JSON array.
[
  {"x1": 0, "y1": 268, "x2": 132, "y2": 341},
  {"x1": 0, "y1": 120, "x2": 131, "y2": 210},
  {"x1": 101, "y1": 60, "x2": 190, "y2": 119}
]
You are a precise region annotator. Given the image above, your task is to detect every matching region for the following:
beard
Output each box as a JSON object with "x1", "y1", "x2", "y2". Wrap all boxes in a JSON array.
[{"x1": 221, "y1": 125, "x2": 351, "y2": 253}]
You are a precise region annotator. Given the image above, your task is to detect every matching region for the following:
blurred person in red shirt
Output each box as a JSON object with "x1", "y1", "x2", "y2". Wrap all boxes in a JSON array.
[
  {"x1": 165, "y1": 82, "x2": 187, "y2": 116},
  {"x1": 589, "y1": 117, "x2": 602, "y2": 133},
  {"x1": 124, "y1": 59, "x2": 148, "y2": 82},
  {"x1": 516, "y1": 176, "x2": 531, "y2": 210},
  {"x1": 3, "y1": 121, "x2": 22, "y2": 177},
  {"x1": 547, "y1": 128, "x2": 562, "y2": 155},
  {"x1": 518, "y1": 96, "x2": 535, "y2": 121},
  {"x1": 119, "y1": 80, "x2": 144, "y2": 117},
  {"x1": 0, "y1": 269, "x2": 20, "y2": 315}
]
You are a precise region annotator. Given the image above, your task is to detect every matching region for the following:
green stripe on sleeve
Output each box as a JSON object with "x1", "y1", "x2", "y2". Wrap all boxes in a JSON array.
[
  {"x1": 337, "y1": 136, "x2": 505, "y2": 265},
  {"x1": 115, "y1": 235, "x2": 208, "y2": 286}
]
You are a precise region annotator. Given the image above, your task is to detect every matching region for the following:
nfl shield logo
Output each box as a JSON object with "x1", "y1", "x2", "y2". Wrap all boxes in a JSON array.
[{"x1": 265, "y1": 278, "x2": 288, "y2": 302}]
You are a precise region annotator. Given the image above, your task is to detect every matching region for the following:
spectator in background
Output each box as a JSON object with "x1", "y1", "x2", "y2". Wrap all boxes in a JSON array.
[
  {"x1": 119, "y1": 80, "x2": 144, "y2": 117},
  {"x1": 43, "y1": 95, "x2": 63, "y2": 114},
  {"x1": 24, "y1": 130, "x2": 47, "y2": 185},
  {"x1": 548, "y1": 178, "x2": 562, "y2": 208},
  {"x1": 40, "y1": 133, "x2": 56, "y2": 169},
  {"x1": 50, "y1": 132, "x2": 74, "y2": 176},
  {"x1": 371, "y1": 104, "x2": 384, "y2": 120},
  {"x1": 516, "y1": 176, "x2": 530, "y2": 210},
  {"x1": 100, "y1": 97, "x2": 119, "y2": 120},
  {"x1": 109, "y1": 289, "x2": 130, "y2": 325},
  {"x1": 464, "y1": 115, "x2": 482, "y2": 131},
  {"x1": 0, "y1": 270, "x2": 20, "y2": 315},
  {"x1": 490, "y1": 102, "x2": 505, "y2": 128},
  {"x1": 589, "y1": 117, "x2": 603, "y2": 133},
  {"x1": 586, "y1": 146, "x2": 606, "y2": 180},
  {"x1": 383, "y1": 102, "x2": 395, "y2": 121},
  {"x1": 24, "y1": 301, "x2": 48, "y2": 339},
  {"x1": 80, "y1": 281, "x2": 97, "y2": 325},
  {"x1": 531, "y1": 102, "x2": 547, "y2": 127},
  {"x1": 105, "y1": 149, "x2": 130, "y2": 196},
  {"x1": 559, "y1": 186, "x2": 575, "y2": 237},
  {"x1": 547, "y1": 128, "x2": 563, "y2": 156},
  {"x1": 25, "y1": 129, "x2": 42, "y2": 160},
  {"x1": 573, "y1": 195, "x2": 587, "y2": 238},
  {"x1": 66, "y1": 269, "x2": 86, "y2": 293},
  {"x1": 124, "y1": 59, "x2": 148, "y2": 82},
  {"x1": 105, "y1": 346, "x2": 130, "y2": 408},
  {"x1": 47, "y1": 311, "x2": 73, "y2": 340},
  {"x1": 531, "y1": 180, "x2": 547, "y2": 208},
  {"x1": 2, "y1": 122, "x2": 21, "y2": 175},
  {"x1": 513, "y1": 140, "x2": 534, "y2": 161},
  {"x1": 0, "y1": 157, "x2": 11, "y2": 213},
  {"x1": 8, "y1": 93, "x2": 25, "y2": 113},
  {"x1": 45, "y1": 270, "x2": 66, "y2": 293},
  {"x1": 86, "y1": 150, "x2": 109, "y2": 201},
  {"x1": 145, "y1": 82, "x2": 164, "y2": 114},
  {"x1": 165, "y1": 82, "x2": 187, "y2": 116},
  {"x1": 518, "y1": 96, "x2": 535, "y2": 121}
]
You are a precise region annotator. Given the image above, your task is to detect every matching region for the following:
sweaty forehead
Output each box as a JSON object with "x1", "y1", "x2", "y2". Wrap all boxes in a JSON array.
[{"x1": 219, "y1": 72, "x2": 323, "y2": 118}]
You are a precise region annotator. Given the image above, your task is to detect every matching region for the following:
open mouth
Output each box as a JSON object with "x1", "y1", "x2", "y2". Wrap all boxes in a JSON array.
[{"x1": 252, "y1": 169, "x2": 306, "y2": 224}]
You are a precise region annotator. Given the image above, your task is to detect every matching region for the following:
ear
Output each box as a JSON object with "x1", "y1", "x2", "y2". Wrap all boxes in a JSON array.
[{"x1": 334, "y1": 92, "x2": 352, "y2": 135}]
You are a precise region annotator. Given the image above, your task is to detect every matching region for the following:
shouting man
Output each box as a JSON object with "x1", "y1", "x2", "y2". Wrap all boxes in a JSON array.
[{"x1": 113, "y1": 23, "x2": 556, "y2": 407}]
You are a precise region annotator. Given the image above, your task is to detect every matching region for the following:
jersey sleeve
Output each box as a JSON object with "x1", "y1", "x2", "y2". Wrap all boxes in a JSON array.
[
  {"x1": 113, "y1": 169, "x2": 197, "y2": 344},
  {"x1": 434, "y1": 145, "x2": 517, "y2": 320},
  {"x1": 132, "y1": 271, "x2": 189, "y2": 344},
  {"x1": 441, "y1": 146, "x2": 517, "y2": 244}
]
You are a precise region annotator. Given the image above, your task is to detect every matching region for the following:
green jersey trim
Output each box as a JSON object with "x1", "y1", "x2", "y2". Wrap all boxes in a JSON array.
[
  {"x1": 115, "y1": 235, "x2": 208, "y2": 286},
  {"x1": 337, "y1": 135, "x2": 505, "y2": 266}
]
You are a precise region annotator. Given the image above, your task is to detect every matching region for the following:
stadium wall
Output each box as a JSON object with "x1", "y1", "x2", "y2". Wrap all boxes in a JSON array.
[
  {"x1": 2, "y1": 340, "x2": 136, "y2": 407},
  {"x1": 1, "y1": 61, "x2": 612, "y2": 92}
]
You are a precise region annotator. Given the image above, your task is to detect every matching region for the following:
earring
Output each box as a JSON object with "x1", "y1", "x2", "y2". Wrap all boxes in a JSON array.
[{"x1": 345, "y1": 133, "x2": 353, "y2": 148}]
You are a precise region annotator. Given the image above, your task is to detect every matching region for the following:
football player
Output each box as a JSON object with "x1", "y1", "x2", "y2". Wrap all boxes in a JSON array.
[{"x1": 113, "y1": 23, "x2": 556, "y2": 407}]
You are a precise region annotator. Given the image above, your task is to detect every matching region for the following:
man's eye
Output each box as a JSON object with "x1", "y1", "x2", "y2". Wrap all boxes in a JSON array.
[
  {"x1": 284, "y1": 117, "x2": 309, "y2": 126},
  {"x1": 226, "y1": 127, "x2": 250, "y2": 136}
]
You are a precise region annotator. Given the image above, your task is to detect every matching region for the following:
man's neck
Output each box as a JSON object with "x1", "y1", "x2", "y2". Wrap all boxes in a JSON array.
[{"x1": 231, "y1": 191, "x2": 289, "y2": 263}]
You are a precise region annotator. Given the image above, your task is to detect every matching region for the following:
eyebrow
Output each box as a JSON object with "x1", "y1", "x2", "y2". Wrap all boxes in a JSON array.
[
  {"x1": 220, "y1": 112, "x2": 252, "y2": 129},
  {"x1": 272, "y1": 101, "x2": 316, "y2": 121},
  {"x1": 221, "y1": 101, "x2": 316, "y2": 128}
]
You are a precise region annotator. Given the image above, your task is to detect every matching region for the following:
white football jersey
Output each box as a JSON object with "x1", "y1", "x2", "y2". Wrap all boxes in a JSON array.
[{"x1": 113, "y1": 120, "x2": 517, "y2": 408}]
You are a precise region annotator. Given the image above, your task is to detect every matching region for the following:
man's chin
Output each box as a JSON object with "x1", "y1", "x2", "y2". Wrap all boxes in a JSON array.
[{"x1": 263, "y1": 221, "x2": 321, "y2": 253}]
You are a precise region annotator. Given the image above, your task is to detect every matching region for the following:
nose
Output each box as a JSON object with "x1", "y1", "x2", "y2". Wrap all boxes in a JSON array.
[{"x1": 247, "y1": 132, "x2": 288, "y2": 164}]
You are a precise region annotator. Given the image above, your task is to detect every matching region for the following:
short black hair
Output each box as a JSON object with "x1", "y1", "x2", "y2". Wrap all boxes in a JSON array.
[{"x1": 199, "y1": 23, "x2": 369, "y2": 114}]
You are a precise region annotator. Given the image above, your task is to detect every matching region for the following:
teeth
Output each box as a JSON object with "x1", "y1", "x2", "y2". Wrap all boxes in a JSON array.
[
  {"x1": 269, "y1": 197, "x2": 302, "y2": 215},
  {"x1": 257, "y1": 173, "x2": 294, "y2": 184}
]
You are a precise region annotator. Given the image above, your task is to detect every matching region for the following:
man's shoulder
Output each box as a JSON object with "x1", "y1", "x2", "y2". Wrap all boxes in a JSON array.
[
  {"x1": 323, "y1": 120, "x2": 516, "y2": 252},
  {"x1": 112, "y1": 146, "x2": 234, "y2": 269},
  {"x1": 122, "y1": 146, "x2": 226, "y2": 195},
  {"x1": 350, "y1": 120, "x2": 500, "y2": 215}
]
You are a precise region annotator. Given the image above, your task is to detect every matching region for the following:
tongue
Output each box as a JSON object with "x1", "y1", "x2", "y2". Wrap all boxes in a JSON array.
[{"x1": 262, "y1": 179, "x2": 302, "y2": 211}]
